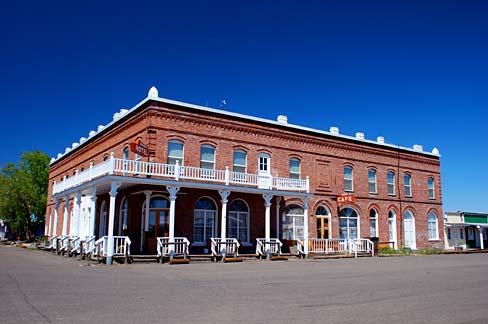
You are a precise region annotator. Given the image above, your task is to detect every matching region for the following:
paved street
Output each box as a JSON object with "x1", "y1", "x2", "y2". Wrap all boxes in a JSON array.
[{"x1": 1, "y1": 246, "x2": 488, "y2": 324}]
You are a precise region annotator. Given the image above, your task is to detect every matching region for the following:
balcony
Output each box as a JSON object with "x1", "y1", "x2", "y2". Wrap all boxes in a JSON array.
[{"x1": 52, "y1": 156, "x2": 309, "y2": 195}]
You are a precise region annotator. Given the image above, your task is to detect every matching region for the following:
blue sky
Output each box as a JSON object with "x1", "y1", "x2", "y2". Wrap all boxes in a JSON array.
[{"x1": 1, "y1": 1, "x2": 486, "y2": 213}]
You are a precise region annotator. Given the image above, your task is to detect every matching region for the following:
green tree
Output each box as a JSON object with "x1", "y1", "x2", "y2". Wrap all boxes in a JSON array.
[{"x1": 0, "y1": 150, "x2": 50, "y2": 241}]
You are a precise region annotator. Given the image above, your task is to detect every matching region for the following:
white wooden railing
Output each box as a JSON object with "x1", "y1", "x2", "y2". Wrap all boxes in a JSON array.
[
  {"x1": 301, "y1": 238, "x2": 374, "y2": 257},
  {"x1": 210, "y1": 238, "x2": 240, "y2": 260},
  {"x1": 48, "y1": 235, "x2": 57, "y2": 251},
  {"x1": 95, "y1": 236, "x2": 131, "y2": 263},
  {"x1": 69, "y1": 236, "x2": 81, "y2": 255},
  {"x1": 256, "y1": 238, "x2": 283, "y2": 257},
  {"x1": 53, "y1": 157, "x2": 309, "y2": 194},
  {"x1": 157, "y1": 237, "x2": 190, "y2": 260},
  {"x1": 84, "y1": 235, "x2": 96, "y2": 256},
  {"x1": 59, "y1": 235, "x2": 70, "y2": 254}
]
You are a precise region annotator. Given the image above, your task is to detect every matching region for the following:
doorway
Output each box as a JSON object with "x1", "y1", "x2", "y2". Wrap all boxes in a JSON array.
[{"x1": 143, "y1": 197, "x2": 170, "y2": 254}]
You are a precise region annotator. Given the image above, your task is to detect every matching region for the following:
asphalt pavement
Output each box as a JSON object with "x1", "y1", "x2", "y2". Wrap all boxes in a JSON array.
[{"x1": 1, "y1": 245, "x2": 488, "y2": 324}]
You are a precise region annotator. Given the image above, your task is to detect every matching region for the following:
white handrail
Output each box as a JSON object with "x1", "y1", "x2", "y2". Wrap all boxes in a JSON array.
[
  {"x1": 70, "y1": 236, "x2": 81, "y2": 254},
  {"x1": 84, "y1": 236, "x2": 96, "y2": 255},
  {"x1": 210, "y1": 238, "x2": 240, "y2": 258},
  {"x1": 48, "y1": 235, "x2": 57, "y2": 250},
  {"x1": 296, "y1": 239, "x2": 305, "y2": 257},
  {"x1": 95, "y1": 236, "x2": 131, "y2": 259},
  {"x1": 255, "y1": 238, "x2": 282, "y2": 256},
  {"x1": 157, "y1": 237, "x2": 190, "y2": 257},
  {"x1": 307, "y1": 238, "x2": 351, "y2": 254}
]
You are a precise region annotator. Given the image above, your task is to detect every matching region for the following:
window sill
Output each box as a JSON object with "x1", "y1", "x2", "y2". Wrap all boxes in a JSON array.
[
  {"x1": 428, "y1": 239, "x2": 441, "y2": 242},
  {"x1": 369, "y1": 192, "x2": 378, "y2": 195},
  {"x1": 388, "y1": 194, "x2": 396, "y2": 197}
]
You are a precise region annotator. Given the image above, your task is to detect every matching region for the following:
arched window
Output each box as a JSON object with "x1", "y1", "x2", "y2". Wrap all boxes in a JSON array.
[
  {"x1": 99, "y1": 201, "x2": 107, "y2": 237},
  {"x1": 428, "y1": 177, "x2": 435, "y2": 199},
  {"x1": 118, "y1": 197, "x2": 128, "y2": 235},
  {"x1": 339, "y1": 207, "x2": 358, "y2": 239},
  {"x1": 200, "y1": 145, "x2": 215, "y2": 169},
  {"x1": 428, "y1": 213, "x2": 439, "y2": 240},
  {"x1": 228, "y1": 200, "x2": 249, "y2": 243},
  {"x1": 388, "y1": 210, "x2": 397, "y2": 249},
  {"x1": 282, "y1": 205, "x2": 304, "y2": 240},
  {"x1": 404, "y1": 174, "x2": 412, "y2": 197},
  {"x1": 344, "y1": 166, "x2": 353, "y2": 192},
  {"x1": 194, "y1": 198, "x2": 217, "y2": 244},
  {"x1": 404, "y1": 210, "x2": 416, "y2": 249},
  {"x1": 168, "y1": 140, "x2": 184, "y2": 165},
  {"x1": 290, "y1": 158, "x2": 301, "y2": 179},
  {"x1": 368, "y1": 169, "x2": 377, "y2": 193},
  {"x1": 370, "y1": 209, "x2": 378, "y2": 237},
  {"x1": 316, "y1": 205, "x2": 331, "y2": 239},
  {"x1": 233, "y1": 150, "x2": 247, "y2": 173},
  {"x1": 387, "y1": 172, "x2": 396, "y2": 196}
]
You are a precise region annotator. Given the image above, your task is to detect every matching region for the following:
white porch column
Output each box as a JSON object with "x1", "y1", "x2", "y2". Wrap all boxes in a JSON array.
[
  {"x1": 302, "y1": 197, "x2": 309, "y2": 255},
  {"x1": 219, "y1": 190, "x2": 231, "y2": 257},
  {"x1": 106, "y1": 181, "x2": 121, "y2": 265},
  {"x1": 167, "y1": 186, "x2": 180, "y2": 256},
  {"x1": 275, "y1": 196, "x2": 281, "y2": 239},
  {"x1": 52, "y1": 199, "x2": 60, "y2": 237},
  {"x1": 478, "y1": 226, "x2": 485, "y2": 249},
  {"x1": 62, "y1": 195, "x2": 69, "y2": 236},
  {"x1": 89, "y1": 187, "x2": 97, "y2": 237},
  {"x1": 263, "y1": 194, "x2": 273, "y2": 258},
  {"x1": 142, "y1": 190, "x2": 152, "y2": 251},
  {"x1": 73, "y1": 192, "x2": 81, "y2": 237}
]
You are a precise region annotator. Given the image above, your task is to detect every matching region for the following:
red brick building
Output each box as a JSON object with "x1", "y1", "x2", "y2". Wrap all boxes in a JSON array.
[{"x1": 45, "y1": 86, "x2": 443, "y2": 263}]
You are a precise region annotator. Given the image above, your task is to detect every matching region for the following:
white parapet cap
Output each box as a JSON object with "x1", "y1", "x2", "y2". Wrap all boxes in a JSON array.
[
  {"x1": 355, "y1": 132, "x2": 365, "y2": 140},
  {"x1": 277, "y1": 115, "x2": 288, "y2": 124},
  {"x1": 51, "y1": 86, "x2": 441, "y2": 164},
  {"x1": 413, "y1": 144, "x2": 423, "y2": 152}
]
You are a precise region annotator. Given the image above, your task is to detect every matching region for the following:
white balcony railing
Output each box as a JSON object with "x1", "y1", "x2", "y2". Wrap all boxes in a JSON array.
[
  {"x1": 52, "y1": 156, "x2": 309, "y2": 195},
  {"x1": 302, "y1": 238, "x2": 374, "y2": 257}
]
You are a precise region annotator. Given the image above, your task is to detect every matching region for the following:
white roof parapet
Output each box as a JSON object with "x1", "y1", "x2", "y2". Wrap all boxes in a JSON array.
[
  {"x1": 148, "y1": 86, "x2": 159, "y2": 99},
  {"x1": 330, "y1": 127, "x2": 339, "y2": 135},
  {"x1": 64, "y1": 147, "x2": 71, "y2": 154},
  {"x1": 97, "y1": 125, "x2": 105, "y2": 132},
  {"x1": 413, "y1": 144, "x2": 423, "y2": 152},
  {"x1": 57, "y1": 153, "x2": 62, "y2": 159},
  {"x1": 377, "y1": 136, "x2": 385, "y2": 144},
  {"x1": 355, "y1": 132, "x2": 365, "y2": 140},
  {"x1": 88, "y1": 130, "x2": 96, "y2": 137},
  {"x1": 432, "y1": 147, "x2": 440, "y2": 156},
  {"x1": 71, "y1": 142, "x2": 79, "y2": 149},
  {"x1": 79, "y1": 137, "x2": 87, "y2": 144},
  {"x1": 277, "y1": 115, "x2": 288, "y2": 124}
]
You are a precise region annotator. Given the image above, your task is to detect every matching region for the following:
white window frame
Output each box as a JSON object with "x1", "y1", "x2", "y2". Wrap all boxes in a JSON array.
[
  {"x1": 339, "y1": 207, "x2": 359, "y2": 240},
  {"x1": 427, "y1": 213, "x2": 439, "y2": 240},
  {"x1": 167, "y1": 140, "x2": 184, "y2": 165},
  {"x1": 282, "y1": 205, "x2": 305, "y2": 241},
  {"x1": 289, "y1": 158, "x2": 301, "y2": 179},
  {"x1": 200, "y1": 144, "x2": 216, "y2": 169},
  {"x1": 258, "y1": 153, "x2": 270, "y2": 174},
  {"x1": 428, "y1": 177, "x2": 435, "y2": 200},
  {"x1": 404, "y1": 174, "x2": 412, "y2": 197},
  {"x1": 228, "y1": 199, "x2": 250, "y2": 244},
  {"x1": 368, "y1": 169, "x2": 377, "y2": 194},
  {"x1": 118, "y1": 197, "x2": 129, "y2": 235},
  {"x1": 99, "y1": 201, "x2": 107, "y2": 238},
  {"x1": 387, "y1": 172, "x2": 396, "y2": 196},
  {"x1": 193, "y1": 197, "x2": 218, "y2": 245},
  {"x1": 370, "y1": 208, "x2": 378, "y2": 237},
  {"x1": 344, "y1": 166, "x2": 354, "y2": 192},
  {"x1": 233, "y1": 150, "x2": 247, "y2": 173}
]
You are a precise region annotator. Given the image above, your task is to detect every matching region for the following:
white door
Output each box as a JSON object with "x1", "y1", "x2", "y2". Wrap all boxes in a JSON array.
[
  {"x1": 388, "y1": 211, "x2": 397, "y2": 249},
  {"x1": 404, "y1": 211, "x2": 416, "y2": 249},
  {"x1": 258, "y1": 154, "x2": 271, "y2": 189}
]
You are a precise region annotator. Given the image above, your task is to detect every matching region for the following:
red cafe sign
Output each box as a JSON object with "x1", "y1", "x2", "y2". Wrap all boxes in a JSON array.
[
  {"x1": 130, "y1": 141, "x2": 149, "y2": 157},
  {"x1": 336, "y1": 193, "x2": 355, "y2": 204}
]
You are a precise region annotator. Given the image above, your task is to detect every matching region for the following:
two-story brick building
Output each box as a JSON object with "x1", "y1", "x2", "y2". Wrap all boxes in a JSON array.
[{"x1": 45, "y1": 86, "x2": 444, "y2": 264}]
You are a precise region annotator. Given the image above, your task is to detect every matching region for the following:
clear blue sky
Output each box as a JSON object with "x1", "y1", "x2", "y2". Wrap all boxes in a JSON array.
[{"x1": 1, "y1": 1, "x2": 486, "y2": 213}]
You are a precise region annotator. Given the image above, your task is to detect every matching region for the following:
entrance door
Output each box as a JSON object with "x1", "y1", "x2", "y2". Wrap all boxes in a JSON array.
[
  {"x1": 316, "y1": 217, "x2": 330, "y2": 239},
  {"x1": 258, "y1": 153, "x2": 272, "y2": 189},
  {"x1": 404, "y1": 211, "x2": 416, "y2": 249},
  {"x1": 145, "y1": 209, "x2": 169, "y2": 253}
]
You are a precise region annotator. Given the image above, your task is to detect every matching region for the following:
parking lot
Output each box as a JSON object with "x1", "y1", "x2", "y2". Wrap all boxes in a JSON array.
[{"x1": 1, "y1": 245, "x2": 488, "y2": 324}]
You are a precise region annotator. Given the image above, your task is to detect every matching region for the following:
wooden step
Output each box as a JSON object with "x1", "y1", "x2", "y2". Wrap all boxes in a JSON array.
[
  {"x1": 169, "y1": 258, "x2": 190, "y2": 265},
  {"x1": 271, "y1": 256, "x2": 288, "y2": 261},
  {"x1": 223, "y1": 257, "x2": 243, "y2": 263}
]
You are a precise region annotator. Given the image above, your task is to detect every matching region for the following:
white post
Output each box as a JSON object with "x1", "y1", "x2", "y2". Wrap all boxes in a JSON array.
[
  {"x1": 142, "y1": 190, "x2": 152, "y2": 251},
  {"x1": 53, "y1": 199, "x2": 60, "y2": 236},
  {"x1": 167, "y1": 186, "x2": 180, "y2": 257},
  {"x1": 219, "y1": 190, "x2": 231, "y2": 257},
  {"x1": 62, "y1": 195, "x2": 69, "y2": 236},
  {"x1": 302, "y1": 197, "x2": 309, "y2": 255},
  {"x1": 73, "y1": 192, "x2": 81, "y2": 237},
  {"x1": 89, "y1": 187, "x2": 97, "y2": 237},
  {"x1": 263, "y1": 194, "x2": 273, "y2": 259},
  {"x1": 306, "y1": 176, "x2": 310, "y2": 193},
  {"x1": 225, "y1": 167, "x2": 230, "y2": 185},
  {"x1": 275, "y1": 196, "x2": 281, "y2": 239},
  {"x1": 106, "y1": 181, "x2": 121, "y2": 265},
  {"x1": 109, "y1": 152, "x2": 114, "y2": 174},
  {"x1": 478, "y1": 226, "x2": 484, "y2": 249},
  {"x1": 175, "y1": 160, "x2": 180, "y2": 181}
]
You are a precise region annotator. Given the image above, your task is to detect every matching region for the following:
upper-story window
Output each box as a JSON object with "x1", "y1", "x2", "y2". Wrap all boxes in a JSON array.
[
  {"x1": 123, "y1": 147, "x2": 129, "y2": 160},
  {"x1": 344, "y1": 166, "x2": 353, "y2": 192},
  {"x1": 404, "y1": 173, "x2": 412, "y2": 197},
  {"x1": 258, "y1": 153, "x2": 270, "y2": 175},
  {"x1": 428, "y1": 177, "x2": 435, "y2": 199},
  {"x1": 290, "y1": 158, "x2": 301, "y2": 179},
  {"x1": 200, "y1": 145, "x2": 215, "y2": 169},
  {"x1": 387, "y1": 171, "x2": 396, "y2": 196},
  {"x1": 233, "y1": 150, "x2": 247, "y2": 173},
  {"x1": 368, "y1": 169, "x2": 377, "y2": 194},
  {"x1": 167, "y1": 140, "x2": 184, "y2": 165}
]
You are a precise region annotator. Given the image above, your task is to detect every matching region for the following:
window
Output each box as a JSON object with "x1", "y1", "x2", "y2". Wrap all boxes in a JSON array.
[
  {"x1": 123, "y1": 147, "x2": 129, "y2": 160},
  {"x1": 167, "y1": 140, "x2": 184, "y2": 165},
  {"x1": 233, "y1": 150, "x2": 247, "y2": 173},
  {"x1": 228, "y1": 200, "x2": 249, "y2": 243},
  {"x1": 289, "y1": 158, "x2": 301, "y2": 179},
  {"x1": 447, "y1": 228, "x2": 451, "y2": 240},
  {"x1": 460, "y1": 228, "x2": 464, "y2": 240},
  {"x1": 344, "y1": 166, "x2": 353, "y2": 192},
  {"x1": 339, "y1": 207, "x2": 359, "y2": 239},
  {"x1": 282, "y1": 205, "x2": 304, "y2": 240},
  {"x1": 193, "y1": 198, "x2": 217, "y2": 243},
  {"x1": 316, "y1": 206, "x2": 331, "y2": 239},
  {"x1": 370, "y1": 209, "x2": 378, "y2": 237},
  {"x1": 468, "y1": 227, "x2": 474, "y2": 240},
  {"x1": 387, "y1": 172, "x2": 395, "y2": 195},
  {"x1": 118, "y1": 197, "x2": 128, "y2": 235},
  {"x1": 258, "y1": 153, "x2": 270, "y2": 174},
  {"x1": 403, "y1": 210, "x2": 416, "y2": 249},
  {"x1": 368, "y1": 169, "x2": 377, "y2": 193},
  {"x1": 428, "y1": 213, "x2": 438, "y2": 240},
  {"x1": 99, "y1": 201, "x2": 107, "y2": 237},
  {"x1": 200, "y1": 145, "x2": 215, "y2": 169},
  {"x1": 428, "y1": 177, "x2": 435, "y2": 199},
  {"x1": 404, "y1": 174, "x2": 412, "y2": 197},
  {"x1": 123, "y1": 147, "x2": 129, "y2": 174},
  {"x1": 388, "y1": 210, "x2": 397, "y2": 247}
]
